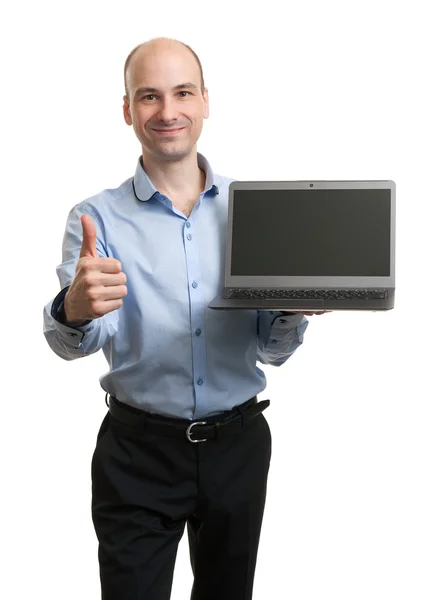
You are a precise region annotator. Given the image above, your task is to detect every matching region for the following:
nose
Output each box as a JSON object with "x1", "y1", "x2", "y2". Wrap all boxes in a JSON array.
[{"x1": 155, "y1": 97, "x2": 179, "y2": 124}]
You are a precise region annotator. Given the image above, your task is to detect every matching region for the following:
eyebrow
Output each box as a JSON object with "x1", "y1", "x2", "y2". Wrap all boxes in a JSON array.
[{"x1": 134, "y1": 82, "x2": 198, "y2": 97}]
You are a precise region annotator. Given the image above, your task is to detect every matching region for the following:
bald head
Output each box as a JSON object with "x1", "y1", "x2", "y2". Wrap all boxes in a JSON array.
[{"x1": 124, "y1": 37, "x2": 205, "y2": 100}]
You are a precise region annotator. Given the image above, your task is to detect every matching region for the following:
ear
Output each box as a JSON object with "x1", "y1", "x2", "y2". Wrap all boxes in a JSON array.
[
  {"x1": 123, "y1": 95, "x2": 132, "y2": 126},
  {"x1": 203, "y1": 87, "x2": 209, "y2": 119}
]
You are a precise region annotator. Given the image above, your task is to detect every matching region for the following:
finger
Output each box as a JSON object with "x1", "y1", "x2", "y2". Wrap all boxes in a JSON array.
[
  {"x1": 99, "y1": 272, "x2": 127, "y2": 286},
  {"x1": 98, "y1": 284, "x2": 128, "y2": 300},
  {"x1": 79, "y1": 213, "x2": 98, "y2": 259},
  {"x1": 79, "y1": 258, "x2": 123, "y2": 274}
]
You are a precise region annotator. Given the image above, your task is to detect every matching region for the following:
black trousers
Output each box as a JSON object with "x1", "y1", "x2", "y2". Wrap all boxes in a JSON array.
[{"x1": 91, "y1": 396, "x2": 272, "y2": 600}]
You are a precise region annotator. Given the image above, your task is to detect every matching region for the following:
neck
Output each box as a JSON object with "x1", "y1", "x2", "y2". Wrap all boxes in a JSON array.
[{"x1": 141, "y1": 147, "x2": 206, "y2": 199}]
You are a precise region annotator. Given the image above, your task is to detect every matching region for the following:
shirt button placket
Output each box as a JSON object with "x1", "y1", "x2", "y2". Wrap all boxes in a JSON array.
[{"x1": 184, "y1": 220, "x2": 207, "y2": 417}]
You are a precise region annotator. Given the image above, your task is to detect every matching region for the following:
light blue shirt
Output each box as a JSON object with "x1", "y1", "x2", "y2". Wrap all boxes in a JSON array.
[{"x1": 43, "y1": 153, "x2": 308, "y2": 420}]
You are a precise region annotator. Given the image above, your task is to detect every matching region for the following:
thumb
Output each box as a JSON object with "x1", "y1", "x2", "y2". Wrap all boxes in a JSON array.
[{"x1": 79, "y1": 213, "x2": 99, "y2": 259}]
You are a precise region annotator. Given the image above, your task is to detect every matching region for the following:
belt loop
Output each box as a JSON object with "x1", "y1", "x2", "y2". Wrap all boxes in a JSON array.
[
  {"x1": 236, "y1": 405, "x2": 246, "y2": 427},
  {"x1": 137, "y1": 412, "x2": 147, "y2": 434}
]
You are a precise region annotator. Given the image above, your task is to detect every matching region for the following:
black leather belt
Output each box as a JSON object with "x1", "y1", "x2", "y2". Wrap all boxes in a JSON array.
[{"x1": 106, "y1": 393, "x2": 270, "y2": 443}]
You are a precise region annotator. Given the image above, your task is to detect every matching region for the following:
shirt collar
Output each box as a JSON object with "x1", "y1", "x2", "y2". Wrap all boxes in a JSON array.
[{"x1": 132, "y1": 151, "x2": 220, "y2": 202}]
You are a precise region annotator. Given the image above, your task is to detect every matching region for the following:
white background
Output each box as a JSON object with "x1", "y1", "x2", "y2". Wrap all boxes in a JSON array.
[{"x1": 2, "y1": 0, "x2": 426, "y2": 598}]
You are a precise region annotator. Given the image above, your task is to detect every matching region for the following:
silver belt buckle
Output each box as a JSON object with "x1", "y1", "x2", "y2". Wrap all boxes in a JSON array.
[{"x1": 186, "y1": 421, "x2": 208, "y2": 443}]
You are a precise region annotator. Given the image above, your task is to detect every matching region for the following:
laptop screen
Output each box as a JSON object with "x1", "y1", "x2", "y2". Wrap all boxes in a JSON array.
[{"x1": 231, "y1": 188, "x2": 391, "y2": 277}]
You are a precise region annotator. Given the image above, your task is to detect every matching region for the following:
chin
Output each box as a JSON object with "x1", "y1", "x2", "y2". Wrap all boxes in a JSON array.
[{"x1": 143, "y1": 147, "x2": 184, "y2": 162}]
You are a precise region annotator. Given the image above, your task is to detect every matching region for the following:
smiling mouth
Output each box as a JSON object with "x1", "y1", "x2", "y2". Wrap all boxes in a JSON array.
[{"x1": 152, "y1": 127, "x2": 186, "y2": 135}]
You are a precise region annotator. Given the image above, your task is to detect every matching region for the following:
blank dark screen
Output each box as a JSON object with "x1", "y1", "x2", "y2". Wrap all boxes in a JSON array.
[{"x1": 230, "y1": 189, "x2": 391, "y2": 276}]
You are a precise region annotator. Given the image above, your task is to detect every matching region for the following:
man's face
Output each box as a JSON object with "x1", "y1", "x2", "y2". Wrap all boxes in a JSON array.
[{"x1": 123, "y1": 46, "x2": 209, "y2": 161}]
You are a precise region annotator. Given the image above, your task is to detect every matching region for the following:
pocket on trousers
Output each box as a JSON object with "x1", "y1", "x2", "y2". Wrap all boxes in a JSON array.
[
  {"x1": 96, "y1": 411, "x2": 110, "y2": 444},
  {"x1": 91, "y1": 412, "x2": 111, "y2": 471}
]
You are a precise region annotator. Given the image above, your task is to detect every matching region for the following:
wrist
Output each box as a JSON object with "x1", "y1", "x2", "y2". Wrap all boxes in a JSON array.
[{"x1": 62, "y1": 294, "x2": 88, "y2": 327}]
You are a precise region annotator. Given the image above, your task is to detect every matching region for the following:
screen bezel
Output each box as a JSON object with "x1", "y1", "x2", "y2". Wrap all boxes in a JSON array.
[{"x1": 225, "y1": 180, "x2": 396, "y2": 288}]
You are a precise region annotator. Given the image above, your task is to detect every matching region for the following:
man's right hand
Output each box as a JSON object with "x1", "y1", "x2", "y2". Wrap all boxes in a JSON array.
[{"x1": 63, "y1": 214, "x2": 127, "y2": 326}]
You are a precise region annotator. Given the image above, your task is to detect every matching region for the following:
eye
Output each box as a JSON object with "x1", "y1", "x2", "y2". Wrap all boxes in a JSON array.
[{"x1": 142, "y1": 90, "x2": 192, "y2": 100}]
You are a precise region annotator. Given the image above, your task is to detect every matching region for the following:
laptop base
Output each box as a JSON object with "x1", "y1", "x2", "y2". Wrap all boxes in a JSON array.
[{"x1": 208, "y1": 294, "x2": 394, "y2": 311}]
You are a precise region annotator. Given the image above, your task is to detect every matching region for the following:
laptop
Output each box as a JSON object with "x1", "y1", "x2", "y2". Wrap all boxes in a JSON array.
[{"x1": 208, "y1": 180, "x2": 396, "y2": 311}]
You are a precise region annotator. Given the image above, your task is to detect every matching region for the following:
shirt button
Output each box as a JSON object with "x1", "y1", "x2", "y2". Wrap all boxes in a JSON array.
[
  {"x1": 192, "y1": 281, "x2": 198, "y2": 289},
  {"x1": 186, "y1": 221, "x2": 191, "y2": 228},
  {"x1": 197, "y1": 378, "x2": 204, "y2": 385},
  {"x1": 187, "y1": 233, "x2": 192, "y2": 240},
  {"x1": 195, "y1": 328, "x2": 202, "y2": 336}
]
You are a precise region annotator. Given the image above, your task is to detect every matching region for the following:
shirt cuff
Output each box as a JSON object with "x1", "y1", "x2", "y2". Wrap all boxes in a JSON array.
[
  {"x1": 269, "y1": 311, "x2": 305, "y2": 325},
  {"x1": 274, "y1": 313, "x2": 305, "y2": 326},
  {"x1": 51, "y1": 286, "x2": 93, "y2": 329}
]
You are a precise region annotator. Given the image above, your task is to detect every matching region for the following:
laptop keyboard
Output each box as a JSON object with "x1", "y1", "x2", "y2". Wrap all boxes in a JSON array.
[{"x1": 224, "y1": 288, "x2": 387, "y2": 300}]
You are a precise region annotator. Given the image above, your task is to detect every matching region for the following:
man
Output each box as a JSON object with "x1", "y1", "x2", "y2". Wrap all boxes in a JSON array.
[{"x1": 43, "y1": 37, "x2": 324, "y2": 600}]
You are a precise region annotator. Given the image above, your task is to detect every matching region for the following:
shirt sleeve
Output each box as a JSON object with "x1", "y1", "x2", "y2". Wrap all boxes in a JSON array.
[
  {"x1": 256, "y1": 310, "x2": 309, "y2": 367},
  {"x1": 42, "y1": 203, "x2": 120, "y2": 361}
]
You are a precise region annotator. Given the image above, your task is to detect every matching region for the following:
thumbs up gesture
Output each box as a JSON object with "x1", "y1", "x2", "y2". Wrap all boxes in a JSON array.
[{"x1": 63, "y1": 214, "x2": 127, "y2": 326}]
